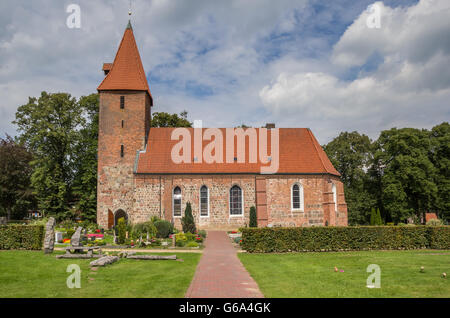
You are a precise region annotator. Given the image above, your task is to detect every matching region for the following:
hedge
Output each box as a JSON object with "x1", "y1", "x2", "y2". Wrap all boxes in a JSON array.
[
  {"x1": 241, "y1": 226, "x2": 450, "y2": 253},
  {"x1": 0, "y1": 225, "x2": 45, "y2": 250}
]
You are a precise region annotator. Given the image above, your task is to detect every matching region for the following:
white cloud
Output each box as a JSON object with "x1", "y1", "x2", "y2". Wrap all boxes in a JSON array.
[{"x1": 260, "y1": 0, "x2": 450, "y2": 141}]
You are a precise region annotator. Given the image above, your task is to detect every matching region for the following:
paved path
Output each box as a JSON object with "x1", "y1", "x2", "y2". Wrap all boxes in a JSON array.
[{"x1": 185, "y1": 231, "x2": 263, "y2": 298}]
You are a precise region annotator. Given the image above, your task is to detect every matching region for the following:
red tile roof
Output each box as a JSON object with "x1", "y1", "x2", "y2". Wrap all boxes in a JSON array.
[
  {"x1": 97, "y1": 22, "x2": 152, "y2": 103},
  {"x1": 135, "y1": 128, "x2": 340, "y2": 175}
]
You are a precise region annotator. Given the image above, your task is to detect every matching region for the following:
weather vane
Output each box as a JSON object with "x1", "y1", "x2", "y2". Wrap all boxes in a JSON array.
[{"x1": 128, "y1": 0, "x2": 132, "y2": 17}]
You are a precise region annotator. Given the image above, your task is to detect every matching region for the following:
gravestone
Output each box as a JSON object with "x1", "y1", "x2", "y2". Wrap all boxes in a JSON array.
[
  {"x1": 0, "y1": 217, "x2": 7, "y2": 225},
  {"x1": 71, "y1": 226, "x2": 83, "y2": 247},
  {"x1": 43, "y1": 217, "x2": 56, "y2": 254}
]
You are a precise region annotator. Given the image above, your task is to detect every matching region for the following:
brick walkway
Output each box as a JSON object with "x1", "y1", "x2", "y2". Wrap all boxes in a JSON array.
[{"x1": 185, "y1": 231, "x2": 264, "y2": 298}]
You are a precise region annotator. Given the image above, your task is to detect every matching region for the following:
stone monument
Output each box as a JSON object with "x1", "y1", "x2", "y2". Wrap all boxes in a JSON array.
[
  {"x1": 71, "y1": 226, "x2": 83, "y2": 247},
  {"x1": 43, "y1": 217, "x2": 56, "y2": 254}
]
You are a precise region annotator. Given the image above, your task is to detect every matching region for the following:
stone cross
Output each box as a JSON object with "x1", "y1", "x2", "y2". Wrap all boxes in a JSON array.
[
  {"x1": 43, "y1": 217, "x2": 56, "y2": 254},
  {"x1": 71, "y1": 226, "x2": 83, "y2": 247}
]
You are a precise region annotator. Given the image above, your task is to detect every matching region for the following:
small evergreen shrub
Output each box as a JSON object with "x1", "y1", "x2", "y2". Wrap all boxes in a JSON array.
[
  {"x1": 249, "y1": 206, "x2": 257, "y2": 228},
  {"x1": 154, "y1": 219, "x2": 174, "y2": 238},
  {"x1": 198, "y1": 230, "x2": 207, "y2": 238},
  {"x1": 116, "y1": 217, "x2": 127, "y2": 244},
  {"x1": 186, "y1": 241, "x2": 199, "y2": 248},
  {"x1": 181, "y1": 202, "x2": 196, "y2": 234}
]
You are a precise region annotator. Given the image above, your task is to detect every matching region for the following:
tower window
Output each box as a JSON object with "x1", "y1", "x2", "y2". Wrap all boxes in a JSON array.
[
  {"x1": 120, "y1": 145, "x2": 124, "y2": 158},
  {"x1": 120, "y1": 96, "x2": 125, "y2": 109},
  {"x1": 121, "y1": 120, "x2": 124, "y2": 128}
]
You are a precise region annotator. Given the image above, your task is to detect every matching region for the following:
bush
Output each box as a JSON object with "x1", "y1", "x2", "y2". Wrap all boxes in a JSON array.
[
  {"x1": 198, "y1": 230, "x2": 207, "y2": 238},
  {"x1": 241, "y1": 226, "x2": 450, "y2": 253},
  {"x1": 426, "y1": 219, "x2": 444, "y2": 226},
  {"x1": 0, "y1": 225, "x2": 44, "y2": 250},
  {"x1": 181, "y1": 202, "x2": 196, "y2": 234},
  {"x1": 185, "y1": 232, "x2": 196, "y2": 242},
  {"x1": 186, "y1": 241, "x2": 199, "y2": 248},
  {"x1": 249, "y1": 206, "x2": 257, "y2": 228},
  {"x1": 63, "y1": 228, "x2": 75, "y2": 239},
  {"x1": 154, "y1": 220, "x2": 174, "y2": 238},
  {"x1": 132, "y1": 221, "x2": 157, "y2": 239},
  {"x1": 116, "y1": 217, "x2": 127, "y2": 244}
]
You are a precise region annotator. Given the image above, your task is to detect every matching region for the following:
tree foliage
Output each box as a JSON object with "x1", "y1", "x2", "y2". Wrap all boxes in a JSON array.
[
  {"x1": 324, "y1": 123, "x2": 449, "y2": 225},
  {"x1": 0, "y1": 136, "x2": 35, "y2": 220},
  {"x1": 13, "y1": 92, "x2": 99, "y2": 221},
  {"x1": 150, "y1": 111, "x2": 192, "y2": 127}
]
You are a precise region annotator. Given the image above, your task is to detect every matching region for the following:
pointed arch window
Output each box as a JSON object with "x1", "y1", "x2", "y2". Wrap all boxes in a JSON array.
[
  {"x1": 291, "y1": 183, "x2": 304, "y2": 211},
  {"x1": 230, "y1": 185, "x2": 243, "y2": 216},
  {"x1": 173, "y1": 186, "x2": 182, "y2": 217},
  {"x1": 200, "y1": 185, "x2": 209, "y2": 217}
]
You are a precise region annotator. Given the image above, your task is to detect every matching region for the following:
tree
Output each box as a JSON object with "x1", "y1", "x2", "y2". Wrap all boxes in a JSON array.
[
  {"x1": 13, "y1": 92, "x2": 84, "y2": 220},
  {"x1": 181, "y1": 202, "x2": 196, "y2": 233},
  {"x1": 72, "y1": 94, "x2": 99, "y2": 222},
  {"x1": 429, "y1": 122, "x2": 450, "y2": 222},
  {"x1": 373, "y1": 127, "x2": 437, "y2": 223},
  {"x1": 0, "y1": 135, "x2": 35, "y2": 220},
  {"x1": 324, "y1": 131, "x2": 375, "y2": 225},
  {"x1": 150, "y1": 111, "x2": 192, "y2": 127}
]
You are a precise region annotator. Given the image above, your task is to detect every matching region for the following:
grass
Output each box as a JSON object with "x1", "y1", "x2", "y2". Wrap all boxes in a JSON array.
[
  {"x1": 0, "y1": 250, "x2": 201, "y2": 298},
  {"x1": 238, "y1": 250, "x2": 450, "y2": 298}
]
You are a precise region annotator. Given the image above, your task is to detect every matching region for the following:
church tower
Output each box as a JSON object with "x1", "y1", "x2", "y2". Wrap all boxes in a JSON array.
[{"x1": 97, "y1": 21, "x2": 153, "y2": 229}]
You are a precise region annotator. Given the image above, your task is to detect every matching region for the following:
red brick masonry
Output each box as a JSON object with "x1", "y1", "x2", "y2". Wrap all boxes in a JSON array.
[{"x1": 185, "y1": 231, "x2": 264, "y2": 298}]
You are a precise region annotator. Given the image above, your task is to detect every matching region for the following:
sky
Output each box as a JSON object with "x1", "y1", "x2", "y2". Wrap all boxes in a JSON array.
[{"x1": 0, "y1": 0, "x2": 449, "y2": 144}]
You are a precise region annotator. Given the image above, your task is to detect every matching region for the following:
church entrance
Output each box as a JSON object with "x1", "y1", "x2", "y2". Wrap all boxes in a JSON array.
[{"x1": 114, "y1": 209, "x2": 128, "y2": 227}]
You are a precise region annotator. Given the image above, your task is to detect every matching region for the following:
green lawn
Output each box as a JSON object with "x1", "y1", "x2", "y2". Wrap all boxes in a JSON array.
[
  {"x1": 0, "y1": 250, "x2": 201, "y2": 297},
  {"x1": 238, "y1": 250, "x2": 450, "y2": 297}
]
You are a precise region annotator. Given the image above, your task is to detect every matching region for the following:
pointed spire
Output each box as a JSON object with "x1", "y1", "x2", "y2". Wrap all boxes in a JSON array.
[
  {"x1": 126, "y1": 20, "x2": 132, "y2": 30},
  {"x1": 98, "y1": 22, "x2": 152, "y2": 103}
]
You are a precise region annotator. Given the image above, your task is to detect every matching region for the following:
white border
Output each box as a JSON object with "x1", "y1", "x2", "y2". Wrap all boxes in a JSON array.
[
  {"x1": 291, "y1": 182, "x2": 304, "y2": 212},
  {"x1": 199, "y1": 185, "x2": 210, "y2": 218}
]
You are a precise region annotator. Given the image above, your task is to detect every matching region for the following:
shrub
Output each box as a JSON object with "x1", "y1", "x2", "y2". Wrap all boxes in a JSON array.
[
  {"x1": 426, "y1": 219, "x2": 444, "y2": 226},
  {"x1": 132, "y1": 221, "x2": 157, "y2": 239},
  {"x1": 63, "y1": 228, "x2": 75, "y2": 239},
  {"x1": 186, "y1": 241, "x2": 199, "y2": 248},
  {"x1": 175, "y1": 232, "x2": 187, "y2": 243},
  {"x1": 116, "y1": 217, "x2": 127, "y2": 244},
  {"x1": 154, "y1": 219, "x2": 174, "y2": 238},
  {"x1": 198, "y1": 230, "x2": 207, "y2": 238},
  {"x1": 249, "y1": 206, "x2": 257, "y2": 228},
  {"x1": 0, "y1": 225, "x2": 44, "y2": 250},
  {"x1": 241, "y1": 226, "x2": 450, "y2": 253},
  {"x1": 181, "y1": 202, "x2": 196, "y2": 234},
  {"x1": 185, "y1": 232, "x2": 196, "y2": 242}
]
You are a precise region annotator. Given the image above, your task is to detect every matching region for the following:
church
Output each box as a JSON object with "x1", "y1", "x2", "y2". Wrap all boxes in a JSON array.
[{"x1": 96, "y1": 21, "x2": 348, "y2": 230}]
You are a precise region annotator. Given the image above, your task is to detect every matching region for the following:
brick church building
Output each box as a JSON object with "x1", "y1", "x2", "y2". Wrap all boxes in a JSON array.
[{"x1": 97, "y1": 22, "x2": 348, "y2": 230}]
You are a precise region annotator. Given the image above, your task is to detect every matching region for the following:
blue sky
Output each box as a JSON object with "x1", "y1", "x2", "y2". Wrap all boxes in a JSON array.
[{"x1": 1, "y1": 0, "x2": 448, "y2": 143}]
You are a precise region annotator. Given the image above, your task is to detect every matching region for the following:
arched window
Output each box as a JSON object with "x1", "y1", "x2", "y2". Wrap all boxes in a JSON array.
[
  {"x1": 230, "y1": 185, "x2": 243, "y2": 216},
  {"x1": 291, "y1": 183, "x2": 304, "y2": 211},
  {"x1": 173, "y1": 186, "x2": 182, "y2": 217},
  {"x1": 332, "y1": 184, "x2": 337, "y2": 211},
  {"x1": 200, "y1": 185, "x2": 209, "y2": 217}
]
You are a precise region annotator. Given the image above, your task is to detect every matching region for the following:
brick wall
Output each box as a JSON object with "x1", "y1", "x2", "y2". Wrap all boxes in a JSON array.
[{"x1": 97, "y1": 90, "x2": 151, "y2": 228}]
